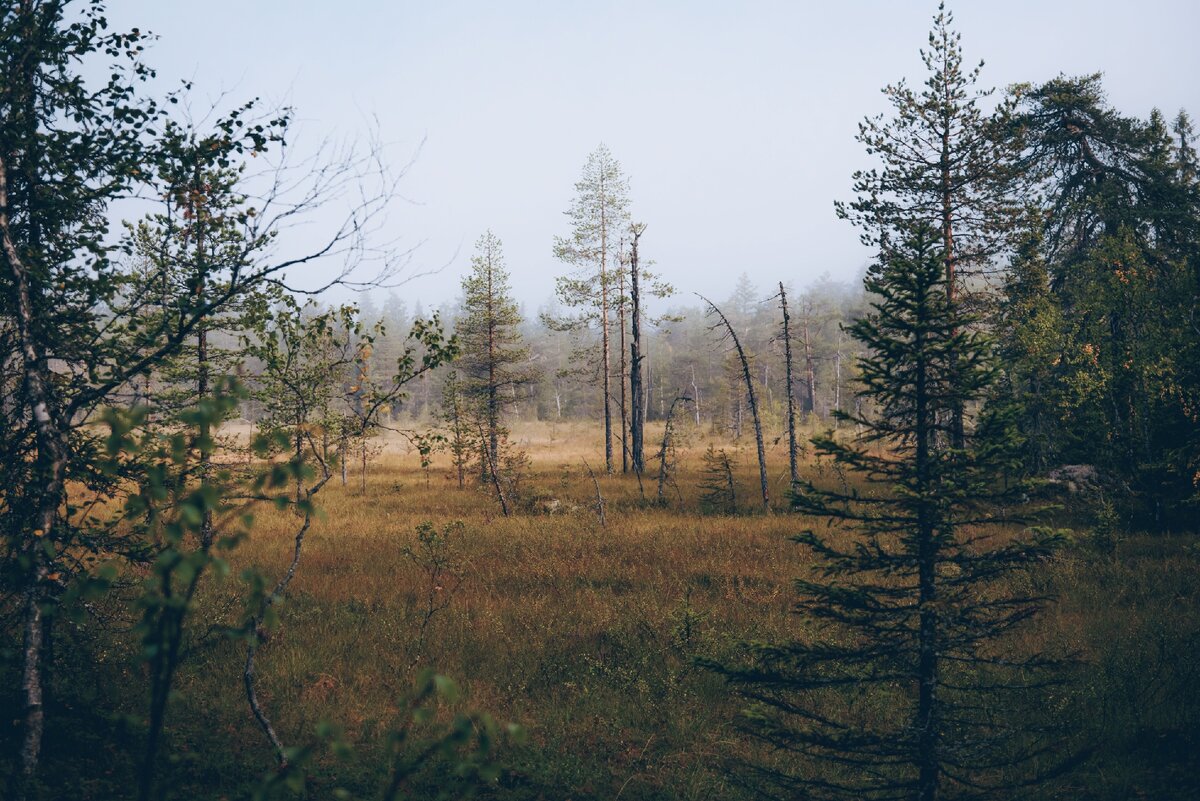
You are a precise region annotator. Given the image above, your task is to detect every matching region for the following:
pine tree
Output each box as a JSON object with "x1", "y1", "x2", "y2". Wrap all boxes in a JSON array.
[
  {"x1": 456, "y1": 230, "x2": 536, "y2": 477},
  {"x1": 837, "y1": 2, "x2": 1020, "y2": 447},
  {"x1": 548, "y1": 144, "x2": 631, "y2": 472},
  {"x1": 710, "y1": 224, "x2": 1065, "y2": 801}
]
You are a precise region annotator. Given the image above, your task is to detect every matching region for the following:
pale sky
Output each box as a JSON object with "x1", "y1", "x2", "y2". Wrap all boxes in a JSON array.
[{"x1": 109, "y1": 0, "x2": 1199, "y2": 311}]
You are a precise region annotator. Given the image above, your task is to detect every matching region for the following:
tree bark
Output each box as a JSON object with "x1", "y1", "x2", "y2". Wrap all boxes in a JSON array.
[
  {"x1": 656, "y1": 396, "x2": 690, "y2": 504},
  {"x1": 243, "y1": 484, "x2": 325, "y2": 767},
  {"x1": 193, "y1": 164, "x2": 214, "y2": 547},
  {"x1": 629, "y1": 225, "x2": 646, "y2": 474},
  {"x1": 486, "y1": 251, "x2": 500, "y2": 471},
  {"x1": 940, "y1": 71, "x2": 964, "y2": 452},
  {"x1": 479, "y1": 422, "x2": 510, "y2": 516},
  {"x1": 1, "y1": 145, "x2": 69, "y2": 795},
  {"x1": 599, "y1": 173, "x2": 614, "y2": 473},
  {"x1": 618, "y1": 246, "x2": 629, "y2": 473}
]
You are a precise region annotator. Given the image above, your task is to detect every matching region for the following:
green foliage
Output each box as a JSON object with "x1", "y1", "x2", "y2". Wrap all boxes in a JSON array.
[
  {"x1": 455, "y1": 231, "x2": 537, "y2": 478},
  {"x1": 710, "y1": 225, "x2": 1069, "y2": 800},
  {"x1": 835, "y1": 1, "x2": 1021, "y2": 293},
  {"x1": 405, "y1": 521, "x2": 467, "y2": 667},
  {"x1": 994, "y1": 74, "x2": 1200, "y2": 526},
  {"x1": 251, "y1": 671, "x2": 523, "y2": 801}
]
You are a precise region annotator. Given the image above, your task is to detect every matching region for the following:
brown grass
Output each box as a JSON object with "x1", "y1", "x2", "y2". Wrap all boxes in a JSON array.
[{"x1": 26, "y1": 420, "x2": 1200, "y2": 800}]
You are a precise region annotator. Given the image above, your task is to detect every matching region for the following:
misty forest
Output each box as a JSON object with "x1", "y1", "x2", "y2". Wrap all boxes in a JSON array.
[{"x1": 2, "y1": 1, "x2": 1199, "y2": 799}]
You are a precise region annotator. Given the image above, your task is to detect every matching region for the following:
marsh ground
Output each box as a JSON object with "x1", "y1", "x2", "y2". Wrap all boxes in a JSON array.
[{"x1": 6, "y1": 421, "x2": 1199, "y2": 800}]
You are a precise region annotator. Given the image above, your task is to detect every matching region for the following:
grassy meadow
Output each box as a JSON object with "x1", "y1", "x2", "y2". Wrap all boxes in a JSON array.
[{"x1": 12, "y1": 421, "x2": 1200, "y2": 800}]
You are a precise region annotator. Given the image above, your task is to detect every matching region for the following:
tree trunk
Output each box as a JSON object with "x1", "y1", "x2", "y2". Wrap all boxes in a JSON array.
[
  {"x1": 599, "y1": 184, "x2": 614, "y2": 473},
  {"x1": 340, "y1": 433, "x2": 348, "y2": 486},
  {"x1": 244, "y1": 489, "x2": 323, "y2": 768},
  {"x1": 2, "y1": 145, "x2": 70, "y2": 795},
  {"x1": 941, "y1": 100, "x2": 964, "y2": 452},
  {"x1": 690, "y1": 365, "x2": 701, "y2": 426},
  {"x1": 914, "y1": 293, "x2": 940, "y2": 801},
  {"x1": 801, "y1": 306, "x2": 816, "y2": 418},
  {"x1": 194, "y1": 177, "x2": 213, "y2": 546},
  {"x1": 779, "y1": 283, "x2": 800, "y2": 489},
  {"x1": 486, "y1": 254, "x2": 500, "y2": 470},
  {"x1": 657, "y1": 396, "x2": 689, "y2": 504},
  {"x1": 834, "y1": 331, "x2": 843, "y2": 428},
  {"x1": 629, "y1": 225, "x2": 646, "y2": 474},
  {"x1": 479, "y1": 423, "x2": 510, "y2": 516},
  {"x1": 600, "y1": 271, "x2": 613, "y2": 472},
  {"x1": 618, "y1": 246, "x2": 629, "y2": 473}
]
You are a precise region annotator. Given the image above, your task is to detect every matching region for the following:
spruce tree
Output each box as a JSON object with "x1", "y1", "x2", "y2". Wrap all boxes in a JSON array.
[
  {"x1": 698, "y1": 444, "x2": 738, "y2": 515},
  {"x1": 456, "y1": 230, "x2": 536, "y2": 476},
  {"x1": 711, "y1": 224, "x2": 1064, "y2": 801}
]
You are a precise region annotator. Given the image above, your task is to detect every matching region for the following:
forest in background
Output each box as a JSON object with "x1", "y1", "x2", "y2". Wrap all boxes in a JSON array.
[{"x1": 2, "y1": 1, "x2": 1199, "y2": 800}]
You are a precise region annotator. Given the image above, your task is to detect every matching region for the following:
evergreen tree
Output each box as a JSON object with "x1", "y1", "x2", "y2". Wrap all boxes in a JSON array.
[
  {"x1": 456, "y1": 230, "x2": 536, "y2": 477},
  {"x1": 440, "y1": 370, "x2": 475, "y2": 490},
  {"x1": 698, "y1": 444, "x2": 738, "y2": 515},
  {"x1": 1002, "y1": 75, "x2": 1200, "y2": 525},
  {"x1": 548, "y1": 144, "x2": 631, "y2": 472},
  {"x1": 711, "y1": 225, "x2": 1064, "y2": 801},
  {"x1": 837, "y1": 2, "x2": 1021, "y2": 446}
]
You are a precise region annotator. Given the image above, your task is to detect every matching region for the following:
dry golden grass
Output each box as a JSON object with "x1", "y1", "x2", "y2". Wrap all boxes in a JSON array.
[{"x1": 30, "y1": 420, "x2": 1200, "y2": 800}]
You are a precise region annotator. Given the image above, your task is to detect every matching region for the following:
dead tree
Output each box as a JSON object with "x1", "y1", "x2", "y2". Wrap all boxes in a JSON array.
[
  {"x1": 243, "y1": 442, "x2": 331, "y2": 768},
  {"x1": 778, "y1": 282, "x2": 800, "y2": 489},
  {"x1": 618, "y1": 241, "x2": 629, "y2": 474},
  {"x1": 690, "y1": 365, "x2": 702, "y2": 426},
  {"x1": 582, "y1": 458, "x2": 607, "y2": 526},
  {"x1": 800, "y1": 296, "x2": 817, "y2": 418},
  {"x1": 699, "y1": 295, "x2": 770, "y2": 512},
  {"x1": 628, "y1": 223, "x2": 647, "y2": 474}
]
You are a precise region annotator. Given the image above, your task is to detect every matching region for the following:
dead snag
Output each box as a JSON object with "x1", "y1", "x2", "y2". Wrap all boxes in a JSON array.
[
  {"x1": 698, "y1": 294, "x2": 770, "y2": 512},
  {"x1": 582, "y1": 458, "x2": 607, "y2": 527},
  {"x1": 778, "y1": 282, "x2": 801, "y2": 490},
  {"x1": 628, "y1": 223, "x2": 647, "y2": 475}
]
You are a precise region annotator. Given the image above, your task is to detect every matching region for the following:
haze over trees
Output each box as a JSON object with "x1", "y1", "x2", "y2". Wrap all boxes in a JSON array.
[{"x1": 1, "y1": 2, "x2": 1197, "y2": 800}]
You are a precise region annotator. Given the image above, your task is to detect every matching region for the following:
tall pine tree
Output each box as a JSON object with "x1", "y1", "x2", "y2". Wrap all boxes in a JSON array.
[{"x1": 548, "y1": 144, "x2": 630, "y2": 472}]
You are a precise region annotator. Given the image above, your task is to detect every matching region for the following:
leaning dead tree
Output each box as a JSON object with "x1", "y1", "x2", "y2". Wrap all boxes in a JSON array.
[
  {"x1": 582, "y1": 457, "x2": 607, "y2": 527},
  {"x1": 699, "y1": 294, "x2": 769, "y2": 512},
  {"x1": 777, "y1": 282, "x2": 801, "y2": 489}
]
